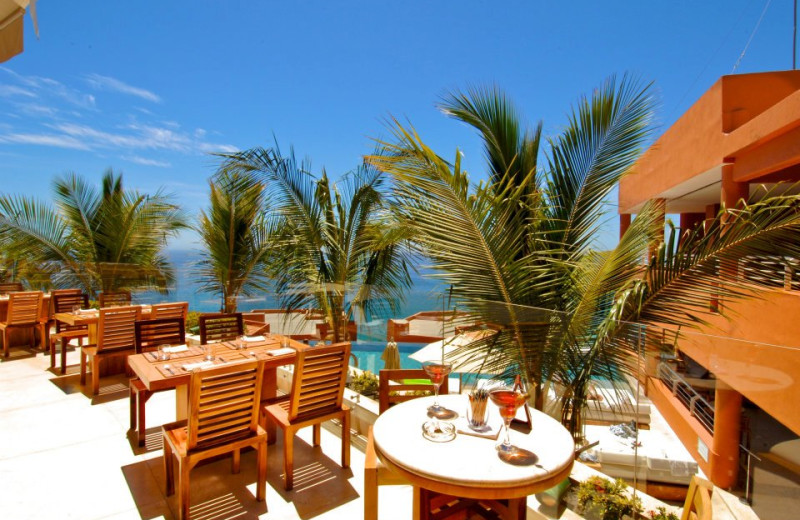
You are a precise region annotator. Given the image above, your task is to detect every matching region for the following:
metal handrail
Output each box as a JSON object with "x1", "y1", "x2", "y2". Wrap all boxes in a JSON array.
[{"x1": 657, "y1": 362, "x2": 715, "y2": 433}]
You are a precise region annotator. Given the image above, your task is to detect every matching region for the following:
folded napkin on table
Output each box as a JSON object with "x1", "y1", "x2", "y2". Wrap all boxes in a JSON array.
[
  {"x1": 182, "y1": 361, "x2": 214, "y2": 371},
  {"x1": 453, "y1": 417, "x2": 501, "y2": 440},
  {"x1": 267, "y1": 347, "x2": 295, "y2": 356},
  {"x1": 163, "y1": 344, "x2": 188, "y2": 353},
  {"x1": 244, "y1": 335, "x2": 266, "y2": 342}
]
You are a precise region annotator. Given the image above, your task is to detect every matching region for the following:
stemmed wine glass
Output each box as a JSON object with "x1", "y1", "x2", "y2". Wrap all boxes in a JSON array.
[
  {"x1": 489, "y1": 387, "x2": 530, "y2": 461},
  {"x1": 422, "y1": 360, "x2": 456, "y2": 419}
]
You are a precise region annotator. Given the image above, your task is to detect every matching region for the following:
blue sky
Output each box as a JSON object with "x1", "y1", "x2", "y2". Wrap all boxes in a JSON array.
[{"x1": 0, "y1": 1, "x2": 794, "y2": 249}]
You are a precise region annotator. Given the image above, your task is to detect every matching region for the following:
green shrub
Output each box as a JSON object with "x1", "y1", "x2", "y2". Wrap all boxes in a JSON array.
[
  {"x1": 348, "y1": 370, "x2": 379, "y2": 397},
  {"x1": 576, "y1": 476, "x2": 642, "y2": 520},
  {"x1": 647, "y1": 507, "x2": 678, "y2": 520},
  {"x1": 186, "y1": 311, "x2": 200, "y2": 335}
]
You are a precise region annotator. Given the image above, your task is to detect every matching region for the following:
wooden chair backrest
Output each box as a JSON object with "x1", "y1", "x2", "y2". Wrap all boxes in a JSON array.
[
  {"x1": 0, "y1": 281, "x2": 24, "y2": 294},
  {"x1": 99, "y1": 291, "x2": 132, "y2": 307},
  {"x1": 680, "y1": 475, "x2": 713, "y2": 520},
  {"x1": 288, "y1": 342, "x2": 350, "y2": 422},
  {"x1": 242, "y1": 312, "x2": 270, "y2": 336},
  {"x1": 379, "y1": 368, "x2": 449, "y2": 414},
  {"x1": 187, "y1": 360, "x2": 264, "y2": 451},
  {"x1": 199, "y1": 313, "x2": 243, "y2": 344},
  {"x1": 134, "y1": 318, "x2": 185, "y2": 354},
  {"x1": 97, "y1": 306, "x2": 141, "y2": 353},
  {"x1": 52, "y1": 292, "x2": 89, "y2": 333},
  {"x1": 150, "y1": 301, "x2": 189, "y2": 321},
  {"x1": 6, "y1": 291, "x2": 43, "y2": 325}
]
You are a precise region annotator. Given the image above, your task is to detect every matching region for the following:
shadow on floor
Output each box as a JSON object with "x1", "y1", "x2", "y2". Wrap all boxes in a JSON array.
[
  {"x1": 0, "y1": 346, "x2": 40, "y2": 362},
  {"x1": 47, "y1": 371, "x2": 130, "y2": 403},
  {"x1": 122, "y1": 434, "x2": 358, "y2": 520}
]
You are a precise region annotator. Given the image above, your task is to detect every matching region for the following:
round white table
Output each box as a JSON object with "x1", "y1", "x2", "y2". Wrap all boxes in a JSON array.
[{"x1": 372, "y1": 394, "x2": 575, "y2": 519}]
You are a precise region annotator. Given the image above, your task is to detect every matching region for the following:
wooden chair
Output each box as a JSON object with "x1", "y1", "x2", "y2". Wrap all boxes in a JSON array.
[
  {"x1": 163, "y1": 360, "x2": 267, "y2": 520},
  {"x1": 198, "y1": 313, "x2": 243, "y2": 344},
  {"x1": 130, "y1": 318, "x2": 185, "y2": 446},
  {"x1": 680, "y1": 475, "x2": 712, "y2": 520},
  {"x1": 365, "y1": 369, "x2": 450, "y2": 520},
  {"x1": 261, "y1": 342, "x2": 351, "y2": 490},
  {"x1": 98, "y1": 290, "x2": 132, "y2": 307},
  {"x1": 50, "y1": 292, "x2": 89, "y2": 373},
  {"x1": 151, "y1": 301, "x2": 189, "y2": 321},
  {"x1": 0, "y1": 291, "x2": 45, "y2": 358},
  {"x1": 80, "y1": 306, "x2": 141, "y2": 395},
  {"x1": 0, "y1": 281, "x2": 23, "y2": 294},
  {"x1": 242, "y1": 311, "x2": 270, "y2": 336},
  {"x1": 378, "y1": 368, "x2": 449, "y2": 413}
]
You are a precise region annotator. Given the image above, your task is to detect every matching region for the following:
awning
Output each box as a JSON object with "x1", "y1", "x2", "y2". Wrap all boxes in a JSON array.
[
  {"x1": 0, "y1": 0, "x2": 37, "y2": 64},
  {"x1": 410, "y1": 330, "x2": 500, "y2": 374}
]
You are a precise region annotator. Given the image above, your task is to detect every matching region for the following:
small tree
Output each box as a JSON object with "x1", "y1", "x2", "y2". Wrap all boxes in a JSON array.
[
  {"x1": 221, "y1": 144, "x2": 413, "y2": 341},
  {"x1": 195, "y1": 169, "x2": 274, "y2": 313},
  {"x1": 0, "y1": 170, "x2": 186, "y2": 297}
]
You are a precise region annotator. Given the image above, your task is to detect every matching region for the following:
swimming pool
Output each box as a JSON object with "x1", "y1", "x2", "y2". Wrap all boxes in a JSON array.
[{"x1": 350, "y1": 340, "x2": 422, "y2": 373}]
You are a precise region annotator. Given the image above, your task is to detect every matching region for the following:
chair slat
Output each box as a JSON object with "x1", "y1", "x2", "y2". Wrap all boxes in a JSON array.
[
  {"x1": 150, "y1": 302, "x2": 188, "y2": 320},
  {"x1": 97, "y1": 306, "x2": 140, "y2": 353},
  {"x1": 135, "y1": 318, "x2": 185, "y2": 353},
  {"x1": 199, "y1": 313, "x2": 244, "y2": 344},
  {"x1": 187, "y1": 360, "x2": 263, "y2": 451},
  {"x1": 288, "y1": 343, "x2": 350, "y2": 421}
]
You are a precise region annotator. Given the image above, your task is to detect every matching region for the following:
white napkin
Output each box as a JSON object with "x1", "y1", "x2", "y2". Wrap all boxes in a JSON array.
[
  {"x1": 182, "y1": 361, "x2": 214, "y2": 371},
  {"x1": 78, "y1": 309, "x2": 98, "y2": 315},
  {"x1": 267, "y1": 347, "x2": 295, "y2": 356},
  {"x1": 163, "y1": 344, "x2": 188, "y2": 353},
  {"x1": 244, "y1": 335, "x2": 266, "y2": 342},
  {"x1": 454, "y1": 417, "x2": 501, "y2": 440}
]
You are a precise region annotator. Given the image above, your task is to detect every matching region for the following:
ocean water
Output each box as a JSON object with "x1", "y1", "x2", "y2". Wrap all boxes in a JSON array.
[{"x1": 137, "y1": 249, "x2": 446, "y2": 342}]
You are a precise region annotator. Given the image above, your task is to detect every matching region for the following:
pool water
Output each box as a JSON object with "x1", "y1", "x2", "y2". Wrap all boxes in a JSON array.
[{"x1": 350, "y1": 341, "x2": 422, "y2": 373}]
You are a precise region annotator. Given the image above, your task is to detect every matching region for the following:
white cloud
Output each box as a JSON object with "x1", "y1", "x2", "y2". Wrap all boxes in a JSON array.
[
  {"x1": 121, "y1": 155, "x2": 172, "y2": 168},
  {"x1": 0, "y1": 133, "x2": 90, "y2": 150},
  {"x1": 198, "y1": 142, "x2": 239, "y2": 154},
  {"x1": 0, "y1": 85, "x2": 36, "y2": 98},
  {"x1": 17, "y1": 103, "x2": 57, "y2": 117},
  {"x1": 86, "y1": 73, "x2": 161, "y2": 103}
]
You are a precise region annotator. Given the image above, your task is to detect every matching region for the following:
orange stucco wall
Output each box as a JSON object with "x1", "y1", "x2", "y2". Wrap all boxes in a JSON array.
[
  {"x1": 619, "y1": 80, "x2": 725, "y2": 213},
  {"x1": 619, "y1": 70, "x2": 800, "y2": 213},
  {"x1": 673, "y1": 289, "x2": 800, "y2": 437}
]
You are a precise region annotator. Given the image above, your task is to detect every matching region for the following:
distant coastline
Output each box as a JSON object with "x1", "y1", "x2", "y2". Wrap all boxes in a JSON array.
[{"x1": 138, "y1": 249, "x2": 444, "y2": 341}]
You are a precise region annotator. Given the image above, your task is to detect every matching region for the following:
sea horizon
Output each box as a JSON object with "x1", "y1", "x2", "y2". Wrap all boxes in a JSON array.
[{"x1": 137, "y1": 248, "x2": 446, "y2": 342}]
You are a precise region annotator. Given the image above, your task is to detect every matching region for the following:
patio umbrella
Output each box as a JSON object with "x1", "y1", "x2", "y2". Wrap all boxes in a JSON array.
[
  {"x1": 409, "y1": 330, "x2": 499, "y2": 374},
  {"x1": 0, "y1": 0, "x2": 38, "y2": 63},
  {"x1": 381, "y1": 339, "x2": 401, "y2": 370}
]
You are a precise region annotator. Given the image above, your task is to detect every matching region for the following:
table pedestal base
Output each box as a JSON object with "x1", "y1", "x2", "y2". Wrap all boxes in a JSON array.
[{"x1": 414, "y1": 488, "x2": 526, "y2": 520}]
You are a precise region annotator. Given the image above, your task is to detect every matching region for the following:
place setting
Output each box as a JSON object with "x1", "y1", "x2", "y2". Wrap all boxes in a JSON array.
[{"x1": 418, "y1": 368, "x2": 540, "y2": 466}]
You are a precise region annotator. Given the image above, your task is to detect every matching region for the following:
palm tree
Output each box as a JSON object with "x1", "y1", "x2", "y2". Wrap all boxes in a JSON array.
[
  {"x1": 195, "y1": 168, "x2": 274, "y2": 313},
  {"x1": 220, "y1": 144, "x2": 413, "y2": 341},
  {"x1": 0, "y1": 170, "x2": 187, "y2": 297},
  {"x1": 370, "y1": 77, "x2": 800, "y2": 436}
]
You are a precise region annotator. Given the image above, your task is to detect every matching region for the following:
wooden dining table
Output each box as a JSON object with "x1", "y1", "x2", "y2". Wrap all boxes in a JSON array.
[
  {"x1": 372, "y1": 394, "x2": 575, "y2": 520},
  {"x1": 127, "y1": 334, "x2": 303, "y2": 440}
]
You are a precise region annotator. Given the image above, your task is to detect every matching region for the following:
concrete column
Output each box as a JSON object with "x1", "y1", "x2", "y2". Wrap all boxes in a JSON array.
[
  {"x1": 721, "y1": 163, "x2": 749, "y2": 213},
  {"x1": 710, "y1": 381, "x2": 742, "y2": 488},
  {"x1": 704, "y1": 204, "x2": 720, "y2": 234},
  {"x1": 619, "y1": 213, "x2": 632, "y2": 239}
]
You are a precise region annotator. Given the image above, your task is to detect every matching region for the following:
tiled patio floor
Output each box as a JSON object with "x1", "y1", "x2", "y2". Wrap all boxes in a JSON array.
[{"x1": 0, "y1": 345, "x2": 415, "y2": 520}]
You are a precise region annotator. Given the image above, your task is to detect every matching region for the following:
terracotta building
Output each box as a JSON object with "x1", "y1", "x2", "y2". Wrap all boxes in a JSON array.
[{"x1": 618, "y1": 70, "x2": 800, "y2": 488}]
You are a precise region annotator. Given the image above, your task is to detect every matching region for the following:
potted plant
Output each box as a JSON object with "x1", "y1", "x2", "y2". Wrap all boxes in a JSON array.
[{"x1": 575, "y1": 476, "x2": 642, "y2": 520}]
